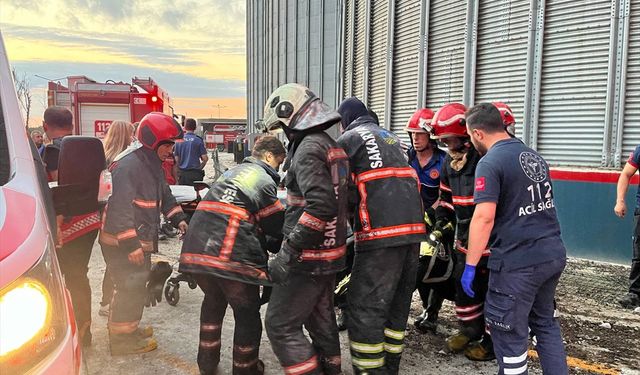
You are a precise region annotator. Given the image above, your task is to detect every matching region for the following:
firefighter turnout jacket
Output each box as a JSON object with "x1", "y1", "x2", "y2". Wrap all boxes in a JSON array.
[
  {"x1": 284, "y1": 131, "x2": 350, "y2": 275},
  {"x1": 179, "y1": 157, "x2": 285, "y2": 285},
  {"x1": 435, "y1": 146, "x2": 489, "y2": 256},
  {"x1": 100, "y1": 147, "x2": 187, "y2": 253},
  {"x1": 337, "y1": 116, "x2": 426, "y2": 251}
]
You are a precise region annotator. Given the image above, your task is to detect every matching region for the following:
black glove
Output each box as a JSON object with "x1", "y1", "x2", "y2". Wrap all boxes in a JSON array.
[
  {"x1": 145, "y1": 261, "x2": 172, "y2": 307},
  {"x1": 433, "y1": 220, "x2": 454, "y2": 238},
  {"x1": 268, "y1": 241, "x2": 299, "y2": 285}
]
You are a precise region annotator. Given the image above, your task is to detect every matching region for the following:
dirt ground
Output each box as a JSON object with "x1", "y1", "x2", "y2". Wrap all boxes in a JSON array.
[{"x1": 82, "y1": 152, "x2": 640, "y2": 374}]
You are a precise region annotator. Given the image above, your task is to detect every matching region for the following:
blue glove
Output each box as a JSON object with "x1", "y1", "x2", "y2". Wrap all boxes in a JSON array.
[{"x1": 461, "y1": 264, "x2": 476, "y2": 298}]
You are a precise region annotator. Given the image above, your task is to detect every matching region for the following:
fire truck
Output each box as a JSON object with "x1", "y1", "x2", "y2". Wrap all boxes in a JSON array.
[{"x1": 47, "y1": 76, "x2": 172, "y2": 138}]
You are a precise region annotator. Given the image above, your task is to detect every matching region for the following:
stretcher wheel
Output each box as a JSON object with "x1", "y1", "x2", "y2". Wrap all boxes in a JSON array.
[{"x1": 165, "y1": 283, "x2": 180, "y2": 306}]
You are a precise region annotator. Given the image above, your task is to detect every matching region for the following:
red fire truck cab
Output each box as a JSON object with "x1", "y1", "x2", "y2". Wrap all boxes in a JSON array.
[{"x1": 47, "y1": 76, "x2": 171, "y2": 138}]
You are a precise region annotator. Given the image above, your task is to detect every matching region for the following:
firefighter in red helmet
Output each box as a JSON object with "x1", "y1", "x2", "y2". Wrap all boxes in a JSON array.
[
  {"x1": 100, "y1": 112, "x2": 189, "y2": 355},
  {"x1": 492, "y1": 101, "x2": 516, "y2": 137},
  {"x1": 405, "y1": 108, "x2": 453, "y2": 334},
  {"x1": 426, "y1": 103, "x2": 495, "y2": 361}
]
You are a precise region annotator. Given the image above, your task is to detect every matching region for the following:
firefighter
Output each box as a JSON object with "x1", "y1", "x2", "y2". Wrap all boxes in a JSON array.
[
  {"x1": 179, "y1": 135, "x2": 286, "y2": 375},
  {"x1": 337, "y1": 97, "x2": 425, "y2": 374},
  {"x1": 426, "y1": 103, "x2": 495, "y2": 361},
  {"x1": 492, "y1": 102, "x2": 516, "y2": 138},
  {"x1": 464, "y1": 103, "x2": 568, "y2": 374},
  {"x1": 405, "y1": 108, "x2": 453, "y2": 334},
  {"x1": 42, "y1": 106, "x2": 102, "y2": 346},
  {"x1": 263, "y1": 83, "x2": 349, "y2": 375},
  {"x1": 100, "y1": 112, "x2": 188, "y2": 355}
]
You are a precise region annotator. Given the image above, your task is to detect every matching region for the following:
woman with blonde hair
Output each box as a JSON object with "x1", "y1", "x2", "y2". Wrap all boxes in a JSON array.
[
  {"x1": 104, "y1": 120, "x2": 135, "y2": 165},
  {"x1": 99, "y1": 120, "x2": 134, "y2": 316}
]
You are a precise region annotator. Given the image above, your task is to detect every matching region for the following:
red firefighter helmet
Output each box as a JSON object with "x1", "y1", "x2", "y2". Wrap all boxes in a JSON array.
[
  {"x1": 492, "y1": 102, "x2": 516, "y2": 127},
  {"x1": 405, "y1": 108, "x2": 435, "y2": 133},
  {"x1": 136, "y1": 112, "x2": 183, "y2": 150},
  {"x1": 430, "y1": 103, "x2": 468, "y2": 139}
]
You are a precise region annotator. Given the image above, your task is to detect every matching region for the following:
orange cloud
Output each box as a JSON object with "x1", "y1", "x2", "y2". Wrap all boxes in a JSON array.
[{"x1": 172, "y1": 97, "x2": 246, "y2": 120}]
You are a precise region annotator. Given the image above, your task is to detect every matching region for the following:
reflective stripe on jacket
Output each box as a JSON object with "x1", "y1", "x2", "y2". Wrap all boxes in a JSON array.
[
  {"x1": 179, "y1": 158, "x2": 285, "y2": 285},
  {"x1": 337, "y1": 117, "x2": 426, "y2": 251},
  {"x1": 283, "y1": 132, "x2": 349, "y2": 275}
]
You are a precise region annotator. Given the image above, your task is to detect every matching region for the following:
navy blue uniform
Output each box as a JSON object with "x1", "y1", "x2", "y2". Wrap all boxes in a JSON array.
[
  {"x1": 408, "y1": 147, "x2": 447, "y2": 209},
  {"x1": 625, "y1": 146, "x2": 640, "y2": 297},
  {"x1": 474, "y1": 139, "x2": 567, "y2": 375}
]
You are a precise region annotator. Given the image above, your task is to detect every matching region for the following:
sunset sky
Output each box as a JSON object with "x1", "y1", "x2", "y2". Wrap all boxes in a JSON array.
[{"x1": 1, "y1": 0, "x2": 247, "y2": 127}]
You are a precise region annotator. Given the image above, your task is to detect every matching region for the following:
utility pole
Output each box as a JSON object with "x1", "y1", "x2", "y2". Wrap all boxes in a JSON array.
[{"x1": 211, "y1": 104, "x2": 227, "y2": 118}]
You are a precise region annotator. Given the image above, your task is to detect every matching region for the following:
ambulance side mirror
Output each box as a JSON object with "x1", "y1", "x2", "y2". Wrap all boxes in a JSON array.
[{"x1": 52, "y1": 136, "x2": 106, "y2": 216}]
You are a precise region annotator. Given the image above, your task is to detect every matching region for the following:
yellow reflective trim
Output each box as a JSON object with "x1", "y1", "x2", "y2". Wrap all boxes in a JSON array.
[
  {"x1": 349, "y1": 341, "x2": 384, "y2": 354},
  {"x1": 384, "y1": 343, "x2": 404, "y2": 354},
  {"x1": 384, "y1": 328, "x2": 405, "y2": 340},
  {"x1": 352, "y1": 357, "x2": 385, "y2": 369}
]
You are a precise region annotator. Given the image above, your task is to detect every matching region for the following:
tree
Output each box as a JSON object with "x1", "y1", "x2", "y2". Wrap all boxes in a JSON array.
[{"x1": 12, "y1": 67, "x2": 32, "y2": 129}]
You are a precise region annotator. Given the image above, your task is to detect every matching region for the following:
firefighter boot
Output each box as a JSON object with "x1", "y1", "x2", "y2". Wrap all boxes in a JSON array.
[
  {"x1": 109, "y1": 331, "x2": 158, "y2": 356},
  {"x1": 619, "y1": 292, "x2": 640, "y2": 308},
  {"x1": 413, "y1": 309, "x2": 428, "y2": 327},
  {"x1": 384, "y1": 354, "x2": 402, "y2": 375},
  {"x1": 416, "y1": 312, "x2": 438, "y2": 334},
  {"x1": 445, "y1": 332, "x2": 472, "y2": 353},
  {"x1": 464, "y1": 335, "x2": 495, "y2": 361},
  {"x1": 136, "y1": 326, "x2": 154, "y2": 338}
]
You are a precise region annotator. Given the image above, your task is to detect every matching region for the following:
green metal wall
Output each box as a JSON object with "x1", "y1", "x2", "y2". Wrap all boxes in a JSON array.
[{"x1": 553, "y1": 179, "x2": 634, "y2": 264}]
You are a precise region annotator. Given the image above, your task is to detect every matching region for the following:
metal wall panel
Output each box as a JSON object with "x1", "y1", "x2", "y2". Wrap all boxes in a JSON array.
[
  {"x1": 425, "y1": 0, "x2": 467, "y2": 109},
  {"x1": 622, "y1": 0, "x2": 640, "y2": 157},
  {"x1": 367, "y1": 0, "x2": 389, "y2": 125},
  {"x1": 286, "y1": 0, "x2": 297, "y2": 82},
  {"x1": 297, "y1": 0, "x2": 309, "y2": 86},
  {"x1": 342, "y1": 0, "x2": 354, "y2": 99},
  {"x1": 323, "y1": 0, "x2": 339, "y2": 107},
  {"x1": 309, "y1": 0, "x2": 322, "y2": 94},
  {"x1": 278, "y1": 0, "x2": 286, "y2": 86},
  {"x1": 537, "y1": 0, "x2": 611, "y2": 166},
  {"x1": 474, "y1": 0, "x2": 530, "y2": 139},
  {"x1": 390, "y1": 0, "x2": 421, "y2": 142},
  {"x1": 353, "y1": 0, "x2": 367, "y2": 100}
]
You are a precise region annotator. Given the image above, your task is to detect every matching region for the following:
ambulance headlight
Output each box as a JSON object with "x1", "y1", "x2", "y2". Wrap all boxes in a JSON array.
[{"x1": 0, "y1": 240, "x2": 69, "y2": 374}]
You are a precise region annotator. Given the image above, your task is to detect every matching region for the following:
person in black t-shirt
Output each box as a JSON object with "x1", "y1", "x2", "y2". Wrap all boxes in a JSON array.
[
  {"x1": 464, "y1": 103, "x2": 568, "y2": 375},
  {"x1": 42, "y1": 106, "x2": 101, "y2": 347}
]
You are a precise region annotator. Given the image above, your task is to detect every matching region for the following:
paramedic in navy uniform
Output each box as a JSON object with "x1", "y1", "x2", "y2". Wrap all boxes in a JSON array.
[{"x1": 462, "y1": 103, "x2": 568, "y2": 375}]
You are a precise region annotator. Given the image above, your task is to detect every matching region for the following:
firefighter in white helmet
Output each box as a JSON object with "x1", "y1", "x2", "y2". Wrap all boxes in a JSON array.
[{"x1": 263, "y1": 83, "x2": 349, "y2": 375}]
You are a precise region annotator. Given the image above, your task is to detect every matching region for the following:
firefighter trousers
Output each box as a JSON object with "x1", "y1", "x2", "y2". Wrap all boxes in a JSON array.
[
  {"x1": 486, "y1": 257, "x2": 567, "y2": 375},
  {"x1": 57, "y1": 229, "x2": 98, "y2": 337},
  {"x1": 101, "y1": 244, "x2": 150, "y2": 334},
  {"x1": 453, "y1": 251, "x2": 490, "y2": 340},
  {"x1": 193, "y1": 274, "x2": 263, "y2": 375},
  {"x1": 347, "y1": 244, "x2": 419, "y2": 374},
  {"x1": 266, "y1": 272, "x2": 341, "y2": 375}
]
